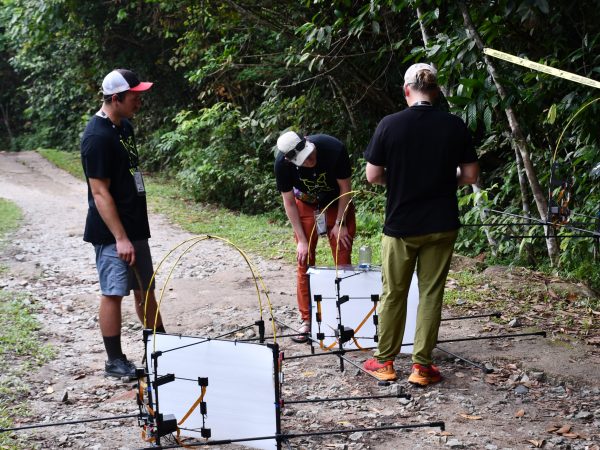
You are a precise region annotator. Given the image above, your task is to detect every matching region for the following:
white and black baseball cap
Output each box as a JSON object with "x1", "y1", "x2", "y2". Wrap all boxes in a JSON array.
[
  {"x1": 277, "y1": 131, "x2": 315, "y2": 166},
  {"x1": 102, "y1": 69, "x2": 153, "y2": 95},
  {"x1": 404, "y1": 63, "x2": 437, "y2": 85}
]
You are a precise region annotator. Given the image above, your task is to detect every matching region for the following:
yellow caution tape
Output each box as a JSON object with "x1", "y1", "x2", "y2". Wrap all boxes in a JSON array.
[{"x1": 483, "y1": 48, "x2": 600, "y2": 89}]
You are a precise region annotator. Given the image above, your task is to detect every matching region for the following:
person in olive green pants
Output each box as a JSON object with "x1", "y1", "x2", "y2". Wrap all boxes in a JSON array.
[
  {"x1": 362, "y1": 62, "x2": 479, "y2": 385},
  {"x1": 375, "y1": 231, "x2": 457, "y2": 368}
]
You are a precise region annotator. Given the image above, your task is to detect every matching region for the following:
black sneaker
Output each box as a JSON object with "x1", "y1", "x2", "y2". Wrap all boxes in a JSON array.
[{"x1": 105, "y1": 355, "x2": 137, "y2": 379}]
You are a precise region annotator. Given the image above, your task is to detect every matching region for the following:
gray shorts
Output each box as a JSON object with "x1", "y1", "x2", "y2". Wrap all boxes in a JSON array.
[{"x1": 94, "y1": 240, "x2": 156, "y2": 297}]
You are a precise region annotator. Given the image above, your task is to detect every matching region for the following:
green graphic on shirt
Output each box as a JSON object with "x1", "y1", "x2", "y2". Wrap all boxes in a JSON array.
[
  {"x1": 300, "y1": 172, "x2": 334, "y2": 194},
  {"x1": 120, "y1": 135, "x2": 139, "y2": 175}
]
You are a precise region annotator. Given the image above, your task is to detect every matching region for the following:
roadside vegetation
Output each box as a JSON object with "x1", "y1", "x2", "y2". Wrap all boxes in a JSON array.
[{"x1": 0, "y1": 198, "x2": 55, "y2": 448}]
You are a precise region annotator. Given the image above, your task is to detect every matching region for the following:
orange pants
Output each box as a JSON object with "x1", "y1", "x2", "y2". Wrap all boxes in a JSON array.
[{"x1": 295, "y1": 199, "x2": 356, "y2": 321}]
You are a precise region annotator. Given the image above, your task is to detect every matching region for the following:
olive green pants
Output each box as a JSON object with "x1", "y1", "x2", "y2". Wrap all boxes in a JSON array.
[{"x1": 374, "y1": 230, "x2": 458, "y2": 366}]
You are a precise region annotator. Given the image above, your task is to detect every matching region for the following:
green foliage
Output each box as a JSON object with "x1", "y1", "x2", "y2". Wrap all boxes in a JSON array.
[{"x1": 154, "y1": 102, "x2": 278, "y2": 213}]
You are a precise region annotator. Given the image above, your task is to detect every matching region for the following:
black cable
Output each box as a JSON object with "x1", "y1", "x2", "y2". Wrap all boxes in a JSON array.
[
  {"x1": 136, "y1": 422, "x2": 445, "y2": 449},
  {"x1": 0, "y1": 414, "x2": 139, "y2": 433}
]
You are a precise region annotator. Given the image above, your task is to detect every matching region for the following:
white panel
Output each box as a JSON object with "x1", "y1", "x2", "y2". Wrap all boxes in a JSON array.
[
  {"x1": 308, "y1": 266, "x2": 419, "y2": 354},
  {"x1": 147, "y1": 335, "x2": 278, "y2": 450}
]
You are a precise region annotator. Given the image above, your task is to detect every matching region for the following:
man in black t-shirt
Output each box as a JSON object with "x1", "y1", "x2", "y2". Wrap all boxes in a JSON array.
[
  {"x1": 362, "y1": 63, "x2": 479, "y2": 385},
  {"x1": 275, "y1": 131, "x2": 356, "y2": 342},
  {"x1": 81, "y1": 69, "x2": 165, "y2": 379}
]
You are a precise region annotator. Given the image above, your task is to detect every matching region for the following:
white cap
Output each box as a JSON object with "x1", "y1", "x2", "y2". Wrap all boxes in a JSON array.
[
  {"x1": 102, "y1": 69, "x2": 153, "y2": 95},
  {"x1": 277, "y1": 131, "x2": 315, "y2": 166},
  {"x1": 404, "y1": 63, "x2": 437, "y2": 85}
]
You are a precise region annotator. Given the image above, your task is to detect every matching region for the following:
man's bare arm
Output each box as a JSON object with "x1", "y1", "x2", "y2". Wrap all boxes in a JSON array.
[
  {"x1": 89, "y1": 177, "x2": 135, "y2": 265},
  {"x1": 366, "y1": 162, "x2": 386, "y2": 186},
  {"x1": 457, "y1": 162, "x2": 480, "y2": 185}
]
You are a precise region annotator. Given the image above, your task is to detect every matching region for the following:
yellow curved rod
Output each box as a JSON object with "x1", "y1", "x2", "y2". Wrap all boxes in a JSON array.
[
  {"x1": 142, "y1": 236, "x2": 208, "y2": 327},
  {"x1": 307, "y1": 189, "x2": 380, "y2": 276},
  {"x1": 150, "y1": 234, "x2": 277, "y2": 353}
]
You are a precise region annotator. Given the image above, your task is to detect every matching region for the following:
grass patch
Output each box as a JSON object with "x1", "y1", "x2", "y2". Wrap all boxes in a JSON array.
[
  {"x1": 147, "y1": 175, "x2": 380, "y2": 266},
  {"x1": 0, "y1": 291, "x2": 55, "y2": 447},
  {"x1": 0, "y1": 198, "x2": 22, "y2": 244},
  {"x1": 37, "y1": 148, "x2": 84, "y2": 180},
  {"x1": 444, "y1": 270, "x2": 487, "y2": 305},
  {"x1": 0, "y1": 197, "x2": 53, "y2": 447}
]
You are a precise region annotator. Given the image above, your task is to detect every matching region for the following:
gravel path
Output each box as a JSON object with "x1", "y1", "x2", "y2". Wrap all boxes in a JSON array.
[{"x1": 0, "y1": 151, "x2": 598, "y2": 450}]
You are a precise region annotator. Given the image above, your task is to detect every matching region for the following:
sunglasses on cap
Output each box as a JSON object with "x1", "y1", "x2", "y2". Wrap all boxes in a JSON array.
[{"x1": 284, "y1": 137, "x2": 306, "y2": 161}]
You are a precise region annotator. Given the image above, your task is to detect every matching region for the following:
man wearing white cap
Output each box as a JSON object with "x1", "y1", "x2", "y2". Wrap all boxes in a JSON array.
[
  {"x1": 362, "y1": 63, "x2": 479, "y2": 385},
  {"x1": 81, "y1": 69, "x2": 165, "y2": 379},
  {"x1": 275, "y1": 131, "x2": 356, "y2": 342}
]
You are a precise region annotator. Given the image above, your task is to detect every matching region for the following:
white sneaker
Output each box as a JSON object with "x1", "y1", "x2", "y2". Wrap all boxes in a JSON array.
[{"x1": 291, "y1": 321, "x2": 310, "y2": 343}]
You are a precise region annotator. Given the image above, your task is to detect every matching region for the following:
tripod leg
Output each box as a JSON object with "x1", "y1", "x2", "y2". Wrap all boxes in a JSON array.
[{"x1": 435, "y1": 346, "x2": 492, "y2": 373}]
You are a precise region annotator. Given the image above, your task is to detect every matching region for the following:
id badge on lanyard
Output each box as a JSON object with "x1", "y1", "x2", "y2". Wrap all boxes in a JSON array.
[
  {"x1": 315, "y1": 209, "x2": 327, "y2": 236},
  {"x1": 133, "y1": 170, "x2": 146, "y2": 196}
]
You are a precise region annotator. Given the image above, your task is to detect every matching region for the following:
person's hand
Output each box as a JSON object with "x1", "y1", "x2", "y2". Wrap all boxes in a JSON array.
[
  {"x1": 116, "y1": 238, "x2": 136, "y2": 266},
  {"x1": 330, "y1": 224, "x2": 352, "y2": 250},
  {"x1": 296, "y1": 240, "x2": 309, "y2": 265}
]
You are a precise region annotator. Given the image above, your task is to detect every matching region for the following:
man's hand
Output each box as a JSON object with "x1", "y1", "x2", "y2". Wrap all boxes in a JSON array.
[
  {"x1": 116, "y1": 238, "x2": 136, "y2": 266},
  {"x1": 296, "y1": 240, "x2": 309, "y2": 265},
  {"x1": 330, "y1": 224, "x2": 352, "y2": 250}
]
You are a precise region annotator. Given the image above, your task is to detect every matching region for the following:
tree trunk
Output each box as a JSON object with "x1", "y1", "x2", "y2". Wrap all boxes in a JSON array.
[
  {"x1": 457, "y1": 1, "x2": 559, "y2": 264},
  {"x1": 0, "y1": 103, "x2": 16, "y2": 151},
  {"x1": 513, "y1": 145, "x2": 537, "y2": 264},
  {"x1": 328, "y1": 76, "x2": 357, "y2": 131}
]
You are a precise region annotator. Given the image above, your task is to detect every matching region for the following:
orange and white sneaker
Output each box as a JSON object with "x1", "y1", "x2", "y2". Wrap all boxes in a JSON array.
[
  {"x1": 408, "y1": 363, "x2": 442, "y2": 386},
  {"x1": 363, "y1": 358, "x2": 397, "y2": 381}
]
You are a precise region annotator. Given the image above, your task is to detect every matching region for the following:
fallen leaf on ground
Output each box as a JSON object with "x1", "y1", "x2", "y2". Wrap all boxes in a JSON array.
[
  {"x1": 556, "y1": 424, "x2": 571, "y2": 434},
  {"x1": 484, "y1": 375, "x2": 499, "y2": 384},
  {"x1": 459, "y1": 413, "x2": 482, "y2": 420},
  {"x1": 563, "y1": 432, "x2": 580, "y2": 439},
  {"x1": 526, "y1": 439, "x2": 545, "y2": 448},
  {"x1": 515, "y1": 409, "x2": 525, "y2": 418}
]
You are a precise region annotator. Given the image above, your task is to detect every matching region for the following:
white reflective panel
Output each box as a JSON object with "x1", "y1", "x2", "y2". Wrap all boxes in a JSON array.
[
  {"x1": 147, "y1": 335, "x2": 278, "y2": 450},
  {"x1": 308, "y1": 266, "x2": 419, "y2": 353}
]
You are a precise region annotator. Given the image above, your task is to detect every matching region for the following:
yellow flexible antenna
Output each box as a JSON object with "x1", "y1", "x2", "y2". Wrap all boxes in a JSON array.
[
  {"x1": 150, "y1": 234, "x2": 277, "y2": 352},
  {"x1": 205, "y1": 234, "x2": 277, "y2": 341},
  {"x1": 308, "y1": 189, "x2": 381, "y2": 280},
  {"x1": 142, "y1": 236, "x2": 209, "y2": 328}
]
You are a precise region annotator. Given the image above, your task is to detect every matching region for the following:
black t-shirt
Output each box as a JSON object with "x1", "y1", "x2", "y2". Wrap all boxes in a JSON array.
[
  {"x1": 274, "y1": 134, "x2": 352, "y2": 208},
  {"x1": 81, "y1": 114, "x2": 150, "y2": 245},
  {"x1": 364, "y1": 105, "x2": 478, "y2": 237}
]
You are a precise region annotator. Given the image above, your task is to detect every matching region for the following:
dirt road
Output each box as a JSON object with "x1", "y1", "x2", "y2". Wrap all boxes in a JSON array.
[{"x1": 0, "y1": 151, "x2": 598, "y2": 450}]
